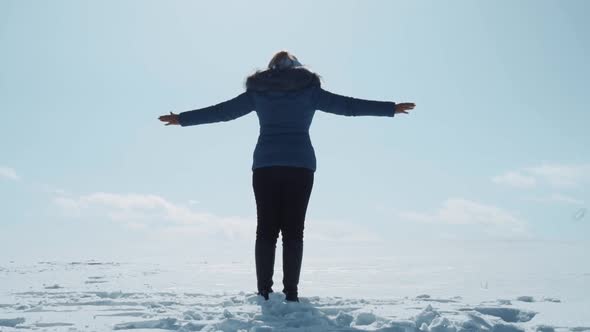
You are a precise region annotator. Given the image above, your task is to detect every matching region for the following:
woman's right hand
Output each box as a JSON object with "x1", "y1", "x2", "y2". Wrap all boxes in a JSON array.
[{"x1": 395, "y1": 103, "x2": 416, "y2": 114}]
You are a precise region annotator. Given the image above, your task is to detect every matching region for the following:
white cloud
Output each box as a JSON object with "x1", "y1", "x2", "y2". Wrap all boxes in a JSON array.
[
  {"x1": 0, "y1": 167, "x2": 19, "y2": 181},
  {"x1": 524, "y1": 193, "x2": 584, "y2": 205},
  {"x1": 53, "y1": 191, "x2": 383, "y2": 244},
  {"x1": 494, "y1": 163, "x2": 590, "y2": 189},
  {"x1": 54, "y1": 192, "x2": 254, "y2": 240},
  {"x1": 398, "y1": 198, "x2": 528, "y2": 235},
  {"x1": 492, "y1": 171, "x2": 536, "y2": 188},
  {"x1": 526, "y1": 163, "x2": 590, "y2": 188}
]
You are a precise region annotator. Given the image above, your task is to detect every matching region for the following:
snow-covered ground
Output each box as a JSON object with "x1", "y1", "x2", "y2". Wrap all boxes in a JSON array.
[{"x1": 1, "y1": 241, "x2": 589, "y2": 331}]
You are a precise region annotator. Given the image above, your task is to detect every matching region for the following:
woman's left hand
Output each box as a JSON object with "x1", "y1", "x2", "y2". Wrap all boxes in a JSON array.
[{"x1": 158, "y1": 112, "x2": 180, "y2": 126}]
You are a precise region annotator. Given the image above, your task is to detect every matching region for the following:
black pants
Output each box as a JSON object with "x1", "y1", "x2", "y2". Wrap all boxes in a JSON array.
[{"x1": 252, "y1": 166, "x2": 314, "y2": 296}]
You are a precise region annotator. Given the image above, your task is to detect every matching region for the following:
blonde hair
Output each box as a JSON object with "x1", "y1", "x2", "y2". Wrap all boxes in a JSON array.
[{"x1": 267, "y1": 50, "x2": 302, "y2": 70}]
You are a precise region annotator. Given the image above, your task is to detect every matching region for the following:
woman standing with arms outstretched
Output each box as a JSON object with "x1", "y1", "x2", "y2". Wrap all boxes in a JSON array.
[{"x1": 159, "y1": 51, "x2": 415, "y2": 302}]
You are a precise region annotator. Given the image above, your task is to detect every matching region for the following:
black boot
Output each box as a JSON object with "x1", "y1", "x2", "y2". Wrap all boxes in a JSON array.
[
  {"x1": 257, "y1": 288, "x2": 274, "y2": 301},
  {"x1": 282, "y1": 239, "x2": 303, "y2": 302},
  {"x1": 255, "y1": 238, "x2": 277, "y2": 300},
  {"x1": 283, "y1": 288, "x2": 299, "y2": 302}
]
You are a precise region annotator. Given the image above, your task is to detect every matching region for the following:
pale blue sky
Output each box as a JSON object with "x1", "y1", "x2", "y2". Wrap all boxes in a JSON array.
[{"x1": 1, "y1": 0, "x2": 589, "y2": 261}]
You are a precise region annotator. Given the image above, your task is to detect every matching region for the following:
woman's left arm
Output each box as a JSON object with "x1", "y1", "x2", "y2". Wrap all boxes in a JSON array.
[{"x1": 161, "y1": 91, "x2": 255, "y2": 127}]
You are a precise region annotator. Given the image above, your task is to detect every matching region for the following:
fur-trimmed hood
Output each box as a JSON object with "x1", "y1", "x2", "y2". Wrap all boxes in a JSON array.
[{"x1": 245, "y1": 67, "x2": 322, "y2": 92}]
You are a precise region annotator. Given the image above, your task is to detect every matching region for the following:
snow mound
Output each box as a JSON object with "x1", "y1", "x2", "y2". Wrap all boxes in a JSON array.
[
  {"x1": 0, "y1": 317, "x2": 25, "y2": 328},
  {"x1": 113, "y1": 317, "x2": 180, "y2": 330},
  {"x1": 473, "y1": 307, "x2": 536, "y2": 323},
  {"x1": 516, "y1": 296, "x2": 535, "y2": 302}
]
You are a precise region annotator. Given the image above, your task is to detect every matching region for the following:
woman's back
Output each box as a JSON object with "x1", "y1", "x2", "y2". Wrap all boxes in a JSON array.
[
  {"x1": 248, "y1": 68, "x2": 318, "y2": 137},
  {"x1": 247, "y1": 67, "x2": 320, "y2": 171}
]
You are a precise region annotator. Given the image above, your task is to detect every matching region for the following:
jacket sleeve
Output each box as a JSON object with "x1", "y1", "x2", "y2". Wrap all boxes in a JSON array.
[
  {"x1": 178, "y1": 91, "x2": 255, "y2": 126},
  {"x1": 313, "y1": 86, "x2": 395, "y2": 117}
]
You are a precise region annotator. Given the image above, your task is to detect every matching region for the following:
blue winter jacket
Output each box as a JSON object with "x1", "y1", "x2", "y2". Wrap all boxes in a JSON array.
[{"x1": 177, "y1": 67, "x2": 396, "y2": 172}]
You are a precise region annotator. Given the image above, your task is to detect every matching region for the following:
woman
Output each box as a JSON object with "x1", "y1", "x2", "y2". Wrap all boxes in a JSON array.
[{"x1": 158, "y1": 51, "x2": 415, "y2": 302}]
